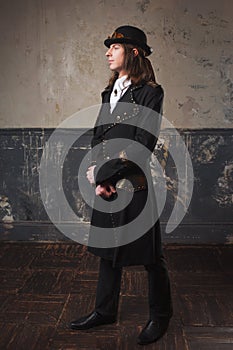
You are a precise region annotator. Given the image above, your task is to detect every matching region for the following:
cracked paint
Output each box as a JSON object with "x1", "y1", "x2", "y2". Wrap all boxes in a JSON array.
[
  {"x1": 179, "y1": 97, "x2": 201, "y2": 119},
  {"x1": 0, "y1": 195, "x2": 14, "y2": 224},
  {"x1": 213, "y1": 163, "x2": 233, "y2": 207},
  {"x1": 192, "y1": 136, "x2": 225, "y2": 164}
]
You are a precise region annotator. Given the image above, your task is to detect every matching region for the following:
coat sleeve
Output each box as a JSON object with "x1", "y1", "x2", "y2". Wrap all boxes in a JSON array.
[{"x1": 94, "y1": 85, "x2": 164, "y2": 186}]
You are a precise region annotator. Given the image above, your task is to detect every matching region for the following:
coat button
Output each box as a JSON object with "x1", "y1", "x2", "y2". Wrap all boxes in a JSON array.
[
  {"x1": 106, "y1": 156, "x2": 110, "y2": 160},
  {"x1": 116, "y1": 115, "x2": 121, "y2": 120}
]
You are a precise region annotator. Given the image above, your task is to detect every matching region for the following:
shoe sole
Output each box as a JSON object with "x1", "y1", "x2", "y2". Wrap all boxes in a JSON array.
[{"x1": 70, "y1": 319, "x2": 116, "y2": 330}]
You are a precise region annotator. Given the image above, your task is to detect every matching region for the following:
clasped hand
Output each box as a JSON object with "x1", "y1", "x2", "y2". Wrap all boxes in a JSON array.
[{"x1": 86, "y1": 165, "x2": 116, "y2": 199}]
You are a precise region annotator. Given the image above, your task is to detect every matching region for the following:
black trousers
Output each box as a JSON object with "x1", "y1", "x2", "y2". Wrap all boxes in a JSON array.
[{"x1": 95, "y1": 256, "x2": 173, "y2": 321}]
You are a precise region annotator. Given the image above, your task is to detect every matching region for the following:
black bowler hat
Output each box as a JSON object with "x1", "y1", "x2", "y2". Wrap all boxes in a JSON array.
[{"x1": 104, "y1": 25, "x2": 153, "y2": 56}]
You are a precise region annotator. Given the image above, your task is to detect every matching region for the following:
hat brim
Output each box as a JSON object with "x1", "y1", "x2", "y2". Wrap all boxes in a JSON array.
[{"x1": 104, "y1": 38, "x2": 152, "y2": 56}]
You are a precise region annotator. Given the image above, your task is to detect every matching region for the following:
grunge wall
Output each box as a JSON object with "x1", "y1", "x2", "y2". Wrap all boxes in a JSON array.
[{"x1": 0, "y1": 0, "x2": 232, "y2": 243}]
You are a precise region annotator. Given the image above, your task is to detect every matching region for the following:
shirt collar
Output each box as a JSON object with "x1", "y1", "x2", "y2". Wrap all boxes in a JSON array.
[{"x1": 113, "y1": 75, "x2": 131, "y2": 92}]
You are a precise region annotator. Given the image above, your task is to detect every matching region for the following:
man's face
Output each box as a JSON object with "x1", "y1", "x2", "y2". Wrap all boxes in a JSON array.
[{"x1": 105, "y1": 44, "x2": 126, "y2": 77}]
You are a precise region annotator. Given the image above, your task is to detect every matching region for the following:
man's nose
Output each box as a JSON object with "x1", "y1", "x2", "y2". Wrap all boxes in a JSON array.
[{"x1": 106, "y1": 48, "x2": 112, "y2": 56}]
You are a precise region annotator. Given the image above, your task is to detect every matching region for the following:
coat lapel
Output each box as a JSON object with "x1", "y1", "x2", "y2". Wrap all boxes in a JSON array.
[{"x1": 99, "y1": 84, "x2": 143, "y2": 136}]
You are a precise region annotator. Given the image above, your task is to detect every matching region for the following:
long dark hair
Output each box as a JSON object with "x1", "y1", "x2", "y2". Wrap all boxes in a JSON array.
[{"x1": 108, "y1": 43, "x2": 158, "y2": 88}]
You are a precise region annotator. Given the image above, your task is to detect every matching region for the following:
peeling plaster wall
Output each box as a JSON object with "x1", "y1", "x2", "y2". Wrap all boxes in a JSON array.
[{"x1": 0, "y1": 0, "x2": 232, "y2": 128}]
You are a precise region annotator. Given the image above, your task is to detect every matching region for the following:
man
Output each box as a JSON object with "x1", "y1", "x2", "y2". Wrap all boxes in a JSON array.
[{"x1": 70, "y1": 25, "x2": 173, "y2": 346}]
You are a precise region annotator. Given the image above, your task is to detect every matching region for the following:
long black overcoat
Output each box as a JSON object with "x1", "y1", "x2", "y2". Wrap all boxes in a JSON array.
[{"x1": 88, "y1": 82, "x2": 164, "y2": 267}]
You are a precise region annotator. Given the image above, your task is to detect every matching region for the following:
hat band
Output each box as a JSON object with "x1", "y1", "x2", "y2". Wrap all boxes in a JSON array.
[
  {"x1": 108, "y1": 31, "x2": 126, "y2": 39},
  {"x1": 107, "y1": 32, "x2": 146, "y2": 48}
]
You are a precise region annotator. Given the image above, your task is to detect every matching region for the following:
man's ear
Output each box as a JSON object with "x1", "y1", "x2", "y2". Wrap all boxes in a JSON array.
[{"x1": 132, "y1": 48, "x2": 139, "y2": 57}]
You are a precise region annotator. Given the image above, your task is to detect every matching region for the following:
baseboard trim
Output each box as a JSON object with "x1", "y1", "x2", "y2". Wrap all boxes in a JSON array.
[{"x1": 0, "y1": 222, "x2": 232, "y2": 244}]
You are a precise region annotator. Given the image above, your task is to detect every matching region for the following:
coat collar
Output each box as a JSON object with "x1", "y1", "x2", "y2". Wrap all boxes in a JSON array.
[
  {"x1": 101, "y1": 85, "x2": 137, "y2": 119},
  {"x1": 98, "y1": 83, "x2": 143, "y2": 133}
]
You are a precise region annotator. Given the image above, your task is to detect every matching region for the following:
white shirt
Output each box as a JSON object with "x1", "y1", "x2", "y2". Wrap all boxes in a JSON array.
[{"x1": 110, "y1": 75, "x2": 131, "y2": 113}]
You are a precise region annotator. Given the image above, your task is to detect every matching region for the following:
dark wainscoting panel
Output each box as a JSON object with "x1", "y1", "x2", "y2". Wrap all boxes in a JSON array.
[{"x1": 0, "y1": 128, "x2": 232, "y2": 243}]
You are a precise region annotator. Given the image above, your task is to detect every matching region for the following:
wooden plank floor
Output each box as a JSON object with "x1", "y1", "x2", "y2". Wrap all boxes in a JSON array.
[{"x1": 0, "y1": 243, "x2": 232, "y2": 349}]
